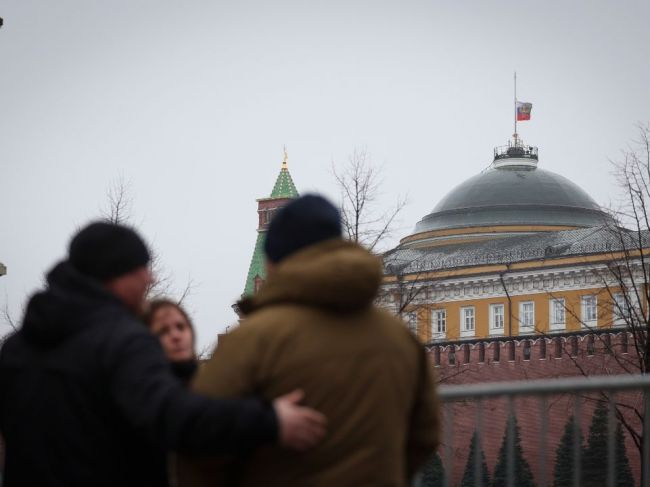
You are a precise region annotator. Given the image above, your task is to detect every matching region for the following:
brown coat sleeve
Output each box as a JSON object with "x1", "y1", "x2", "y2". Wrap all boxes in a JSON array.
[
  {"x1": 406, "y1": 348, "x2": 441, "y2": 478},
  {"x1": 177, "y1": 326, "x2": 263, "y2": 487}
]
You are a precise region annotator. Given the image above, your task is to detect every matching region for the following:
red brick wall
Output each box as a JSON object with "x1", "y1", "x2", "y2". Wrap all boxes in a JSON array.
[
  {"x1": 429, "y1": 332, "x2": 642, "y2": 485},
  {"x1": 257, "y1": 197, "x2": 293, "y2": 230}
]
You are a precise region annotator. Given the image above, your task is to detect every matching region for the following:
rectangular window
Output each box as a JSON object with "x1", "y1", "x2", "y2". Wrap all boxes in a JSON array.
[
  {"x1": 550, "y1": 298, "x2": 566, "y2": 331},
  {"x1": 581, "y1": 295, "x2": 597, "y2": 328},
  {"x1": 489, "y1": 304, "x2": 505, "y2": 335},
  {"x1": 460, "y1": 307, "x2": 475, "y2": 338},
  {"x1": 431, "y1": 309, "x2": 446, "y2": 340},
  {"x1": 405, "y1": 312, "x2": 418, "y2": 335},
  {"x1": 613, "y1": 293, "x2": 630, "y2": 327},
  {"x1": 519, "y1": 301, "x2": 535, "y2": 333}
]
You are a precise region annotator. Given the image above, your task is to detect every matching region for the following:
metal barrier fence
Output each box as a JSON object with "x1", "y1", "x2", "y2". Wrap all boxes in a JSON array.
[{"x1": 420, "y1": 374, "x2": 650, "y2": 487}]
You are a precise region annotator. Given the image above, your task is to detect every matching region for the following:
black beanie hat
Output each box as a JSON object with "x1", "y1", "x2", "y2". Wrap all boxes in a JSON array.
[
  {"x1": 69, "y1": 221, "x2": 151, "y2": 281},
  {"x1": 264, "y1": 194, "x2": 342, "y2": 263}
]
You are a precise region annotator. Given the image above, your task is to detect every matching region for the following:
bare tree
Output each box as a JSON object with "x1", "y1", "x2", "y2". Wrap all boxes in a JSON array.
[
  {"x1": 0, "y1": 294, "x2": 19, "y2": 344},
  {"x1": 334, "y1": 148, "x2": 429, "y2": 328},
  {"x1": 605, "y1": 123, "x2": 650, "y2": 371},
  {"x1": 101, "y1": 177, "x2": 193, "y2": 303},
  {"x1": 332, "y1": 148, "x2": 407, "y2": 253},
  {"x1": 532, "y1": 123, "x2": 650, "y2": 478},
  {"x1": 332, "y1": 148, "x2": 434, "y2": 330},
  {"x1": 101, "y1": 175, "x2": 133, "y2": 225},
  {"x1": 589, "y1": 124, "x2": 650, "y2": 472},
  {"x1": 382, "y1": 250, "x2": 429, "y2": 317}
]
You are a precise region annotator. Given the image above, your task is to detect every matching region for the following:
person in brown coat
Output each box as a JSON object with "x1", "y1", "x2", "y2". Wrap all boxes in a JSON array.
[{"x1": 179, "y1": 194, "x2": 440, "y2": 487}]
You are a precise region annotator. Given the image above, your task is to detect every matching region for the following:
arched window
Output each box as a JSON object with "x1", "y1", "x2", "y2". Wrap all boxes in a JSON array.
[
  {"x1": 523, "y1": 340, "x2": 531, "y2": 361},
  {"x1": 463, "y1": 344, "x2": 470, "y2": 364},
  {"x1": 539, "y1": 339, "x2": 547, "y2": 359},
  {"x1": 587, "y1": 335, "x2": 595, "y2": 356},
  {"x1": 493, "y1": 343, "x2": 500, "y2": 362},
  {"x1": 603, "y1": 334, "x2": 612, "y2": 355},
  {"x1": 554, "y1": 338, "x2": 562, "y2": 358},
  {"x1": 508, "y1": 341, "x2": 515, "y2": 361},
  {"x1": 434, "y1": 346, "x2": 441, "y2": 366},
  {"x1": 448, "y1": 346, "x2": 456, "y2": 366},
  {"x1": 478, "y1": 342, "x2": 485, "y2": 363}
]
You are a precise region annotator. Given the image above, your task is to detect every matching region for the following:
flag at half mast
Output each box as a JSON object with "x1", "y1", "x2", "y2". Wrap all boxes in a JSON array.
[{"x1": 516, "y1": 101, "x2": 532, "y2": 121}]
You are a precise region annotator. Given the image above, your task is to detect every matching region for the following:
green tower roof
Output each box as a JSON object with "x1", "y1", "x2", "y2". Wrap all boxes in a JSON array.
[
  {"x1": 243, "y1": 232, "x2": 266, "y2": 296},
  {"x1": 270, "y1": 163, "x2": 299, "y2": 199},
  {"x1": 243, "y1": 160, "x2": 299, "y2": 296}
]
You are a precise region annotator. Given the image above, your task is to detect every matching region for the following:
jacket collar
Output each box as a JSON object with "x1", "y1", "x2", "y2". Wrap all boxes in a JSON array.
[{"x1": 238, "y1": 239, "x2": 382, "y2": 316}]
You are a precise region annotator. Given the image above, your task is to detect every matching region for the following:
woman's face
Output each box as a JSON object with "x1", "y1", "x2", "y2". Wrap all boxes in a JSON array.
[{"x1": 149, "y1": 305, "x2": 194, "y2": 362}]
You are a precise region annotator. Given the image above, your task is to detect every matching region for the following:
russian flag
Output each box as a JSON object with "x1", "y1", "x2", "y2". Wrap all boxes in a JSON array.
[{"x1": 516, "y1": 101, "x2": 532, "y2": 121}]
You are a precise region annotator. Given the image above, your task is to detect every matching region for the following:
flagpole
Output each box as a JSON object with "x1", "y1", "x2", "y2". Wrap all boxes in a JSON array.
[{"x1": 514, "y1": 71, "x2": 517, "y2": 143}]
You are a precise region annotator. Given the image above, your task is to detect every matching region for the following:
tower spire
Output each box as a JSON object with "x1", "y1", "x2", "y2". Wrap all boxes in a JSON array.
[{"x1": 242, "y1": 150, "x2": 299, "y2": 298}]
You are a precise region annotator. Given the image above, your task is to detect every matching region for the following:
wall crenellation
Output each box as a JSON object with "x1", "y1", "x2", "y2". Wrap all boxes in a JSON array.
[{"x1": 427, "y1": 331, "x2": 634, "y2": 368}]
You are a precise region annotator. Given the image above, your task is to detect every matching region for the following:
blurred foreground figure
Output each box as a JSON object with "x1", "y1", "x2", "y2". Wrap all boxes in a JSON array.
[
  {"x1": 179, "y1": 195, "x2": 440, "y2": 487},
  {"x1": 0, "y1": 222, "x2": 326, "y2": 487}
]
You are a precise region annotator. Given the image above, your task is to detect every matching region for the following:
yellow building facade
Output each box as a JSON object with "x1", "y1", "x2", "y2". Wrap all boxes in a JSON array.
[{"x1": 381, "y1": 138, "x2": 646, "y2": 345}]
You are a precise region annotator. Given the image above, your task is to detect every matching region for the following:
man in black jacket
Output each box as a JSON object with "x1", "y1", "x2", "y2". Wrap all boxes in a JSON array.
[{"x1": 0, "y1": 222, "x2": 326, "y2": 487}]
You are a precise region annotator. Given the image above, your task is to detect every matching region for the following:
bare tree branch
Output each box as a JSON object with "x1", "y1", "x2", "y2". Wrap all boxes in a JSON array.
[
  {"x1": 176, "y1": 277, "x2": 196, "y2": 306},
  {"x1": 2, "y1": 302, "x2": 17, "y2": 333},
  {"x1": 546, "y1": 122, "x2": 650, "y2": 465},
  {"x1": 101, "y1": 175, "x2": 133, "y2": 225},
  {"x1": 1, "y1": 293, "x2": 22, "y2": 345},
  {"x1": 332, "y1": 148, "x2": 407, "y2": 252},
  {"x1": 100, "y1": 176, "x2": 193, "y2": 302}
]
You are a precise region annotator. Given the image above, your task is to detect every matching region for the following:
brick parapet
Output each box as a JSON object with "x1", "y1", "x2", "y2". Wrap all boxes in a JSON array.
[
  {"x1": 428, "y1": 330, "x2": 642, "y2": 485},
  {"x1": 428, "y1": 330, "x2": 633, "y2": 371}
]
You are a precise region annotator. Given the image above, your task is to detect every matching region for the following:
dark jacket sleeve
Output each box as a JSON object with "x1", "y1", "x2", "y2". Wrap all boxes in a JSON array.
[{"x1": 104, "y1": 323, "x2": 278, "y2": 455}]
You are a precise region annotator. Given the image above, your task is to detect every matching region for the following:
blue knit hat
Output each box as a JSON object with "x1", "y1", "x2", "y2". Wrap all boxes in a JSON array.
[{"x1": 264, "y1": 194, "x2": 342, "y2": 263}]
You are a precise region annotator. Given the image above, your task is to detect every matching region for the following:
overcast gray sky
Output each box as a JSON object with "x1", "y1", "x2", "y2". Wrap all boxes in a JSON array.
[{"x1": 2, "y1": 0, "x2": 649, "y2": 350}]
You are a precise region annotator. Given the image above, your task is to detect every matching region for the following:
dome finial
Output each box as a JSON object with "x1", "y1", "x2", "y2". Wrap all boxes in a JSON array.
[{"x1": 493, "y1": 135, "x2": 538, "y2": 168}]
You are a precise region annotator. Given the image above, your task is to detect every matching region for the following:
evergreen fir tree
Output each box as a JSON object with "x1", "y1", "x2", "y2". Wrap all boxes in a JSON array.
[
  {"x1": 552, "y1": 415, "x2": 583, "y2": 487},
  {"x1": 491, "y1": 414, "x2": 536, "y2": 487},
  {"x1": 614, "y1": 422, "x2": 634, "y2": 487},
  {"x1": 420, "y1": 453, "x2": 445, "y2": 487},
  {"x1": 460, "y1": 430, "x2": 490, "y2": 487},
  {"x1": 582, "y1": 401, "x2": 635, "y2": 487},
  {"x1": 583, "y1": 402, "x2": 609, "y2": 486}
]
